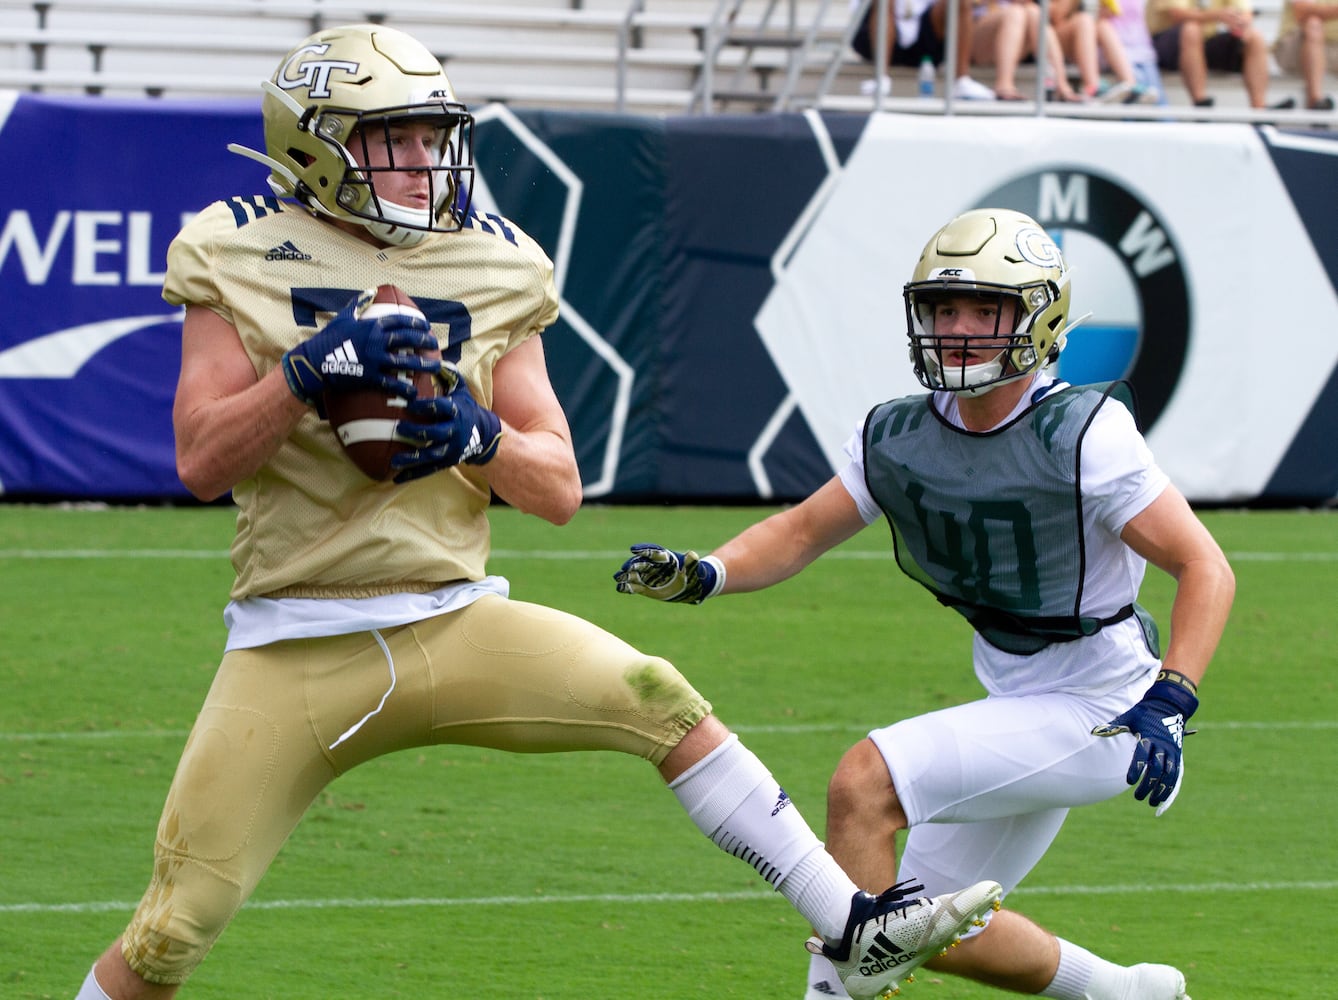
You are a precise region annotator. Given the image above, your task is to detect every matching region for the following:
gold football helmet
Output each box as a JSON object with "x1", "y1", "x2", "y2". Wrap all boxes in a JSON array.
[
  {"x1": 904, "y1": 208, "x2": 1083, "y2": 396},
  {"x1": 229, "y1": 23, "x2": 473, "y2": 247}
]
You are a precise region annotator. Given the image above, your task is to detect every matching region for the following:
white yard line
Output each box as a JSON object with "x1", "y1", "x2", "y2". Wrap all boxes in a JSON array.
[
  {"x1": 5, "y1": 880, "x2": 1338, "y2": 916},
  {"x1": 3, "y1": 719, "x2": 1336, "y2": 743}
]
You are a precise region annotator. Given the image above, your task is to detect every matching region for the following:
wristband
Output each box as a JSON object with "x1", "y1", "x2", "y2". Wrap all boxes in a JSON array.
[
  {"x1": 700, "y1": 555, "x2": 726, "y2": 599},
  {"x1": 1155, "y1": 668, "x2": 1199, "y2": 697}
]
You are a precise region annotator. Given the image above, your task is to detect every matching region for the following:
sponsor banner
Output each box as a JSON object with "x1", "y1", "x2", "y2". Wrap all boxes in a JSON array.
[
  {"x1": 0, "y1": 93, "x2": 263, "y2": 499},
  {"x1": 658, "y1": 111, "x2": 870, "y2": 500},
  {"x1": 753, "y1": 114, "x2": 1338, "y2": 506},
  {"x1": 2, "y1": 94, "x2": 1336, "y2": 504}
]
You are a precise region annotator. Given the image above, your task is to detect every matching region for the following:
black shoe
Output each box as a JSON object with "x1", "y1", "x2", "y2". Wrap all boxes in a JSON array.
[
  {"x1": 1193, "y1": 96, "x2": 1215, "y2": 108},
  {"x1": 1308, "y1": 95, "x2": 1335, "y2": 111},
  {"x1": 1271, "y1": 96, "x2": 1298, "y2": 110}
]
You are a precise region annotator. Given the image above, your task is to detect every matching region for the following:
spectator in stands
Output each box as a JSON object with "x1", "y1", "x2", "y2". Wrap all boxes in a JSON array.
[
  {"x1": 849, "y1": 0, "x2": 998, "y2": 98},
  {"x1": 1047, "y1": 0, "x2": 1161, "y2": 101},
  {"x1": 1271, "y1": 0, "x2": 1338, "y2": 110},
  {"x1": 1147, "y1": 0, "x2": 1272, "y2": 107},
  {"x1": 970, "y1": 0, "x2": 1084, "y2": 100},
  {"x1": 1097, "y1": 0, "x2": 1169, "y2": 103}
]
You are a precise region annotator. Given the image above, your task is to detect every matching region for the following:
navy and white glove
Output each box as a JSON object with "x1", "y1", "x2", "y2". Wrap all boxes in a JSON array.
[
  {"x1": 613, "y1": 543, "x2": 725, "y2": 604},
  {"x1": 1092, "y1": 669, "x2": 1199, "y2": 812},
  {"x1": 391, "y1": 362, "x2": 502, "y2": 483},
  {"x1": 282, "y1": 288, "x2": 437, "y2": 406}
]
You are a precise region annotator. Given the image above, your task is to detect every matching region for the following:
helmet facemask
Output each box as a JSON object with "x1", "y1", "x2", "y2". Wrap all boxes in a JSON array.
[
  {"x1": 317, "y1": 103, "x2": 475, "y2": 245},
  {"x1": 906, "y1": 274, "x2": 1066, "y2": 397},
  {"x1": 902, "y1": 209, "x2": 1083, "y2": 397}
]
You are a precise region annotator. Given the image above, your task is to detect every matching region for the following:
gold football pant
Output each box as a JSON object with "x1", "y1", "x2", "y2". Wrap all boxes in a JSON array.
[{"x1": 121, "y1": 594, "x2": 711, "y2": 984}]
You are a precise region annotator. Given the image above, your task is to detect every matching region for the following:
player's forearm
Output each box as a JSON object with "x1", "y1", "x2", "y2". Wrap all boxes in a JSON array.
[
  {"x1": 174, "y1": 368, "x2": 307, "y2": 501},
  {"x1": 714, "y1": 478, "x2": 867, "y2": 594},
  {"x1": 712, "y1": 511, "x2": 843, "y2": 593},
  {"x1": 1159, "y1": 554, "x2": 1235, "y2": 687},
  {"x1": 483, "y1": 424, "x2": 582, "y2": 524},
  {"x1": 709, "y1": 516, "x2": 814, "y2": 594}
]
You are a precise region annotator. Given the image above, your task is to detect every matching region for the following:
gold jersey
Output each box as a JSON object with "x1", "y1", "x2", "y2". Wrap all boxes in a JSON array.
[{"x1": 163, "y1": 196, "x2": 559, "y2": 600}]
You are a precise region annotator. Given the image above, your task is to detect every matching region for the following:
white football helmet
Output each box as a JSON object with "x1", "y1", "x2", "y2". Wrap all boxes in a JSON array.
[
  {"x1": 904, "y1": 208, "x2": 1084, "y2": 396},
  {"x1": 228, "y1": 23, "x2": 474, "y2": 247}
]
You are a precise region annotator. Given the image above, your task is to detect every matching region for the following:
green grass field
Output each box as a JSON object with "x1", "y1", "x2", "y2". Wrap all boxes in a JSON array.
[{"x1": 2, "y1": 503, "x2": 1336, "y2": 999}]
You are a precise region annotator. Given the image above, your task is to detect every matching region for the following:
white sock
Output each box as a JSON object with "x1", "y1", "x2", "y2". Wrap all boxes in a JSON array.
[
  {"x1": 75, "y1": 966, "x2": 113, "y2": 1000},
  {"x1": 807, "y1": 951, "x2": 852, "y2": 997},
  {"x1": 1040, "y1": 938, "x2": 1129, "y2": 999},
  {"x1": 668, "y1": 733, "x2": 858, "y2": 940}
]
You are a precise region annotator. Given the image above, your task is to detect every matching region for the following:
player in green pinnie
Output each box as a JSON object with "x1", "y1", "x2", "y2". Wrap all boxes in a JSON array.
[{"x1": 617, "y1": 208, "x2": 1235, "y2": 1000}]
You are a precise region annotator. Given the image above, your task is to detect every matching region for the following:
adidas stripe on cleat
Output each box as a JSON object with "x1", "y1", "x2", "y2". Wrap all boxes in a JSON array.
[{"x1": 806, "y1": 879, "x2": 1002, "y2": 999}]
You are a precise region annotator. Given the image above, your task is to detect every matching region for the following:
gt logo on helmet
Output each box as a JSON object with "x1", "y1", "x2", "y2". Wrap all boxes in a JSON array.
[{"x1": 276, "y1": 43, "x2": 360, "y2": 99}]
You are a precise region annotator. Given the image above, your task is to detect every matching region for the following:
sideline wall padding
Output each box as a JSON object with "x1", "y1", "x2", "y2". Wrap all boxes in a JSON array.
[{"x1": 2, "y1": 93, "x2": 1335, "y2": 504}]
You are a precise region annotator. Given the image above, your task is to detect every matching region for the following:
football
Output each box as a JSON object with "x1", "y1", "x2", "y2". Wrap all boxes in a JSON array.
[{"x1": 323, "y1": 285, "x2": 438, "y2": 481}]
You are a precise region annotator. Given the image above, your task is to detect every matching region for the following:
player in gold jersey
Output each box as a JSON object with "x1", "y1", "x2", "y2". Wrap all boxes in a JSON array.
[{"x1": 72, "y1": 23, "x2": 1001, "y2": 1000}]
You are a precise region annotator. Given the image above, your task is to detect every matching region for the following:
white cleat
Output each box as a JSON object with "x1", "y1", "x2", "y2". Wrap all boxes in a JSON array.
[
  {"x1": 806, "y1": 879, "x2": 1003, "y2": 999},
  {"x1": 1124, "y1": 963, "x2": 1190, "y2": 999}
]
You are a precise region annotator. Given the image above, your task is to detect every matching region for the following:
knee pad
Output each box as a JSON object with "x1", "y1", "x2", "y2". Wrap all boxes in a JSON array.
[{"x1": 121, "y1": 855, "x2": 242, "y2": 985}]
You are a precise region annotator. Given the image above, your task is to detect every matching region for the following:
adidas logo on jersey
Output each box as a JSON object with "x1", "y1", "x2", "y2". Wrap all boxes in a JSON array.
[
  {"x1": 264, "y1": 240, "x2": 313, "y2": 261},
  {"x1": 321, "y1": 340, "x2": 363, "y2": 378}
]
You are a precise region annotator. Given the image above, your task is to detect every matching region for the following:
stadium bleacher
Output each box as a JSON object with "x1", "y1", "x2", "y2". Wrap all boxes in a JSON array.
[{"x1": 0, "y1": 0, "x2": 1328, "y2": 123}]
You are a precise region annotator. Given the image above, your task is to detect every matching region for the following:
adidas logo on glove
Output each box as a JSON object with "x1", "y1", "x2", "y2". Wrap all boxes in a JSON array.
[
  {"x1": 1163, "y1": 714, "x2": 1186, "y2": 748},
  {"x1": 459, "y1": 425, "x2": 484, "y2": 462},
  {"x1": 320, "y1": 339, "x2": 364, "y2": 378}
]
